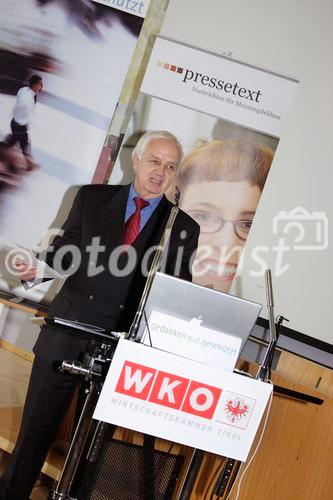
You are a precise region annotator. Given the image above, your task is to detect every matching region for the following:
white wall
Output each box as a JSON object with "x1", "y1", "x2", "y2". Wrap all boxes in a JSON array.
[{"x1": 161, "y1": 0, "x2": 332, "y2": 345}]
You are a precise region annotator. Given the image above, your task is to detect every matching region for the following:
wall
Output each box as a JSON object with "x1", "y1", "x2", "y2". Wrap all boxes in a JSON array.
[{"x1": 160, "y1": 0, "x2": 333, "y2": 346}]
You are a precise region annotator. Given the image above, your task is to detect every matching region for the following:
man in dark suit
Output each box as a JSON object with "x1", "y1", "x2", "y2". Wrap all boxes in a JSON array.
[{"x1": 0, "y1": 131, "x2": 199, "y2": 500}]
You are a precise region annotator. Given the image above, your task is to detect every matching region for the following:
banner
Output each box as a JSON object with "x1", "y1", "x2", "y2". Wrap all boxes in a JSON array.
[
  {"x1": 92, "y1": 0, "x2": 151, "y2": 18},
  {"x1": 111, "y1": 36, "x2": 299, "y2": 294},
  {"x1": 141, "y1": 37, "x2": 298, "y2": 137},
  {"x1": 94, "y1": 339, "x2": 273, "y2": 461},
  {"x1": 0, "y1": 0, "x2": 143, "y2": 295}
]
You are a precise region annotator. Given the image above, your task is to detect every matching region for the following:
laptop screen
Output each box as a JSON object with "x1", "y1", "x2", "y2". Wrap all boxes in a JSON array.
[{"x1": 137, "y1": 272, "x2": 262, "y2": 372}]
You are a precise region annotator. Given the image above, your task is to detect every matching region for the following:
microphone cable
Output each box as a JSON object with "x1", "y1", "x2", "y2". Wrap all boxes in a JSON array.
[{"x1": 211, "y1": 381, "x2": 274, "y2": 500}]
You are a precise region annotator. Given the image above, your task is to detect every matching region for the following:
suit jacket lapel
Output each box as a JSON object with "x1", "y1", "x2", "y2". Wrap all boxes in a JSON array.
[
  {"x1": 93, "y1": 193, "x2": 172, "y2": 291},
  {"x1": 101, "y1": 184, "x2": 130, "y2": 253}
]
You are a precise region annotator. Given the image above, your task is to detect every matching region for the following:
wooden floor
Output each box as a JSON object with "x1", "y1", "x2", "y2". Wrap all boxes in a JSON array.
[
  {"x1": 0, "y1": 449, "x2": 50, "y2": 499},
  {"x1": 0, "y1": 346, "x2": 66, "y2": 499}
]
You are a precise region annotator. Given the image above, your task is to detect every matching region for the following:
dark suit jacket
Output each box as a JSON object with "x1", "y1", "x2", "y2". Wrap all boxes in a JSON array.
[{"x1": 34, "y1": 184, "x2": 200, "y2": 364}]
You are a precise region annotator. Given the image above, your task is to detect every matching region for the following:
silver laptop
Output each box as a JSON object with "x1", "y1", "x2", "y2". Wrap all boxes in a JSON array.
[{"x1": 137, "y1": 272, "x2": 262, "y2": 370}]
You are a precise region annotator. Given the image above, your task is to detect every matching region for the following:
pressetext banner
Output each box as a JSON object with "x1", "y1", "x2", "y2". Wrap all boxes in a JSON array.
[
  {"x1": 92, "y1": 0, "x2": 150, "y2": 18},
  {"x1": 124, "y1": 36, "x2": 300, "y2": 295},
  {"x1": 141, "y1": 36, "x2": 299, "y2": 137},
  {"x1": 94, "y1": 339, "x2": 273, "y2": 461}
]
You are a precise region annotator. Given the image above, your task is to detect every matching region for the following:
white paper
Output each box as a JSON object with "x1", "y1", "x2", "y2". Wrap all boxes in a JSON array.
[{"x1": 0, "y1": 237, "x2": 63, "y2": 280}]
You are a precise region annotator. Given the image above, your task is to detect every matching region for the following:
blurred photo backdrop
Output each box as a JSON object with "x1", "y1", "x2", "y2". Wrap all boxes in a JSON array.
[
  {"x1": 0, "y1": 0, "x2": 144, "y2": 244},
  {"x1": 0, "y1": 0, "x2": 145, "y2": 296}
]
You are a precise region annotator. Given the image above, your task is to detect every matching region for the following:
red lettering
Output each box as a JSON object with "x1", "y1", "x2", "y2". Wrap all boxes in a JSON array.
[
  {"x1": 115, "y1": 361, "x2": 156, "y2": 400},
  {"x1": 181, "y1": 380, "x2": 222, "y2": 419},
  {"x1": 148, "y1": 370, "x2": 190, "y2": 409},
  {"x1": 115, "y1": 361, "x2": 222, "y2": 420}
]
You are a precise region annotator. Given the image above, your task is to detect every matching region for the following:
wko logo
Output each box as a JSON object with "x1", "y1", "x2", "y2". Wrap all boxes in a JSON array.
[{"x1": 115, "y1": 361, "x2": 222, "y2": 419}]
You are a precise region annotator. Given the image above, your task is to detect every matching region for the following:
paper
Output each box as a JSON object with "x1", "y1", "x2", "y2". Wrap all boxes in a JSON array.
[{"x1": 0, "y1": 237, "x2": 64, "y2": 281}]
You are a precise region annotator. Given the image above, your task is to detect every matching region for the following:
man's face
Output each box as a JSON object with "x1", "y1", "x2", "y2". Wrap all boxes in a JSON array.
[
  {"x1": 133, "y1": 138, "x2": 181, "y2": 199},
  {"x1": 32, "y1": 79, "x2": 43, "y2": 93}
]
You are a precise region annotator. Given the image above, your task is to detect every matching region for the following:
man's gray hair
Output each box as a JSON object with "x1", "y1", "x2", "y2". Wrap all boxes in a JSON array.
[{"x1": 132, "y1": 130, "x2": 183, "y2": 162}]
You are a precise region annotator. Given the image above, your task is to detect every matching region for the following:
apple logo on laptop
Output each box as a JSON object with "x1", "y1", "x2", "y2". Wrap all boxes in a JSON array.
[{"x1": 190, "y1": 315, "x2": 203, "y2": 327}]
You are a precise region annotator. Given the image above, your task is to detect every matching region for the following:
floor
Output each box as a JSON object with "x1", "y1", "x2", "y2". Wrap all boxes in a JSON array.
[
  {"x1": 0, "y1": 345, "x2": 54, "y2": 500},
  {"x1": 0, "y1": 449, "x2": 51, "y2": 499}
]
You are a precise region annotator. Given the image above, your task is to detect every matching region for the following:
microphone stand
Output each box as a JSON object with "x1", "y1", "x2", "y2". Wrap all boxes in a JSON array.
[
  {"x1": 256, "y1": 269, "x2": 277, "y2": 380},
  {"x1": 127, "y1": 189, "x2": 180, "y2": 342},
  {"x1": 125, "y1": 191, "x2": 180, "y2": 499},
  {"x1": 212, "y1": 269, "x2": 277, "y2": 499}
]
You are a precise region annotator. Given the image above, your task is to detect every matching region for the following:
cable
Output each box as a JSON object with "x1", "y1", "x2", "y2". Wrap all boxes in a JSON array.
[
  {"x1": 165, "y1": 441, "x2": 175, "y2": 456},
  {"x1": 143, "y1": 310, "x2": 153, "y2": 347},
  {"x1": 224, "y1": 382, "x2": 274, "y2": 500},
  {"x1": 155, "y1": 441, "x2": 175, "y2": 477},
  {"x1": 203, "y1": 460, "x2": 226, "y2": 500},
  {"x1": 153, "y1": 441, "x2": 176, "y2": 494}
]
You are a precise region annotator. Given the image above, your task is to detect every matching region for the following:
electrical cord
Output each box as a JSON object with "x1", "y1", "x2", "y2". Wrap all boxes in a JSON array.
[
  {"x1": 143, "y1": 310, "x2": 153, "y2": 347},
  {"x1": 204, "y1": 460, "x2": 226, "y2": 500},
  {"x1": 224, "y1": 382, "x2": 274, "y2": 500},
  {"x1": 155, "y1": 441, "x2": 175, "y2": 478}
]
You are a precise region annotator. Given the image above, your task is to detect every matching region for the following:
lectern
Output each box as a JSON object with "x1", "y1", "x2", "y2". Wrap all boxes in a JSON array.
[
  {"x1": 47, "y1": 275, "x2": 272, "y2": 500},
  {"x1": 48, "y1": 203, "x2": 274, "y2": 500}
]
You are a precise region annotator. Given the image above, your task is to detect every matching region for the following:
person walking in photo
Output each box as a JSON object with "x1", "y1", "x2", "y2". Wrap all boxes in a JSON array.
[{"x1": 5, "y1": 74, "x2": 43, "y2": 171}]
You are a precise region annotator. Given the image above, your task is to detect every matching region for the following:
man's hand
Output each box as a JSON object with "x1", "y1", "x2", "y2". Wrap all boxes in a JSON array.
[{"x1": 12, "y1": 257, "x2": 38, "y2": 281}]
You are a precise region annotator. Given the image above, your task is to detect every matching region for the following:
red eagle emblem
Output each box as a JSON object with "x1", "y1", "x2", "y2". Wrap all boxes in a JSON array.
[{"x1": 224, "y1": 398, "x2": 250, "y2": 423}]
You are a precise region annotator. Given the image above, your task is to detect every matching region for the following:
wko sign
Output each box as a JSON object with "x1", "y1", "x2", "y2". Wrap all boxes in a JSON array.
[
  {"x1": 94, "y1": 340, "x2": 273, "y2": 461},
  {"x1": 115, "y1": 361, "x2": 222, "y2": 419}
]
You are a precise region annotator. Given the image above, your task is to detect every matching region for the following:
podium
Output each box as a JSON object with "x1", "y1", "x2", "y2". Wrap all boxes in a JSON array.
[
  {"x1": 46, "y1": 271, "x2": 273, "y2": 500},
  {"x1": 1, "y1": 327, "x2": 332, "y2": 500}
]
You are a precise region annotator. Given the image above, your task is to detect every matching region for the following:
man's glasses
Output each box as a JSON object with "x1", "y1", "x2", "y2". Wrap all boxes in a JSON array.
[{"x1": 188, "y1": 210, "x2": 253, "y2": 241}]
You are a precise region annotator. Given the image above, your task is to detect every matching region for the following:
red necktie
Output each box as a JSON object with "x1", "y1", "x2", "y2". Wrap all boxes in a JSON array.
[{"x1": 123, "y1": 197, "x2": 150, "y2": 246}]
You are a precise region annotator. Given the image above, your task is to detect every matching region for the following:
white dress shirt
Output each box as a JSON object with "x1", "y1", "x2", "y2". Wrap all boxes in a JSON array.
[{"x1": 12, "y1": 86, "x2": 36, "y2": 126}]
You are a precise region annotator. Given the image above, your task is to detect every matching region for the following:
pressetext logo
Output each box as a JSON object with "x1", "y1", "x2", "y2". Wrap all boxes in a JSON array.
[
  {"x1": 115, "y1": 360, "x2": 222, "y2": 419},
  {"x1": 156, "y1": 60, "x2": 262, "y2": 103}
]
